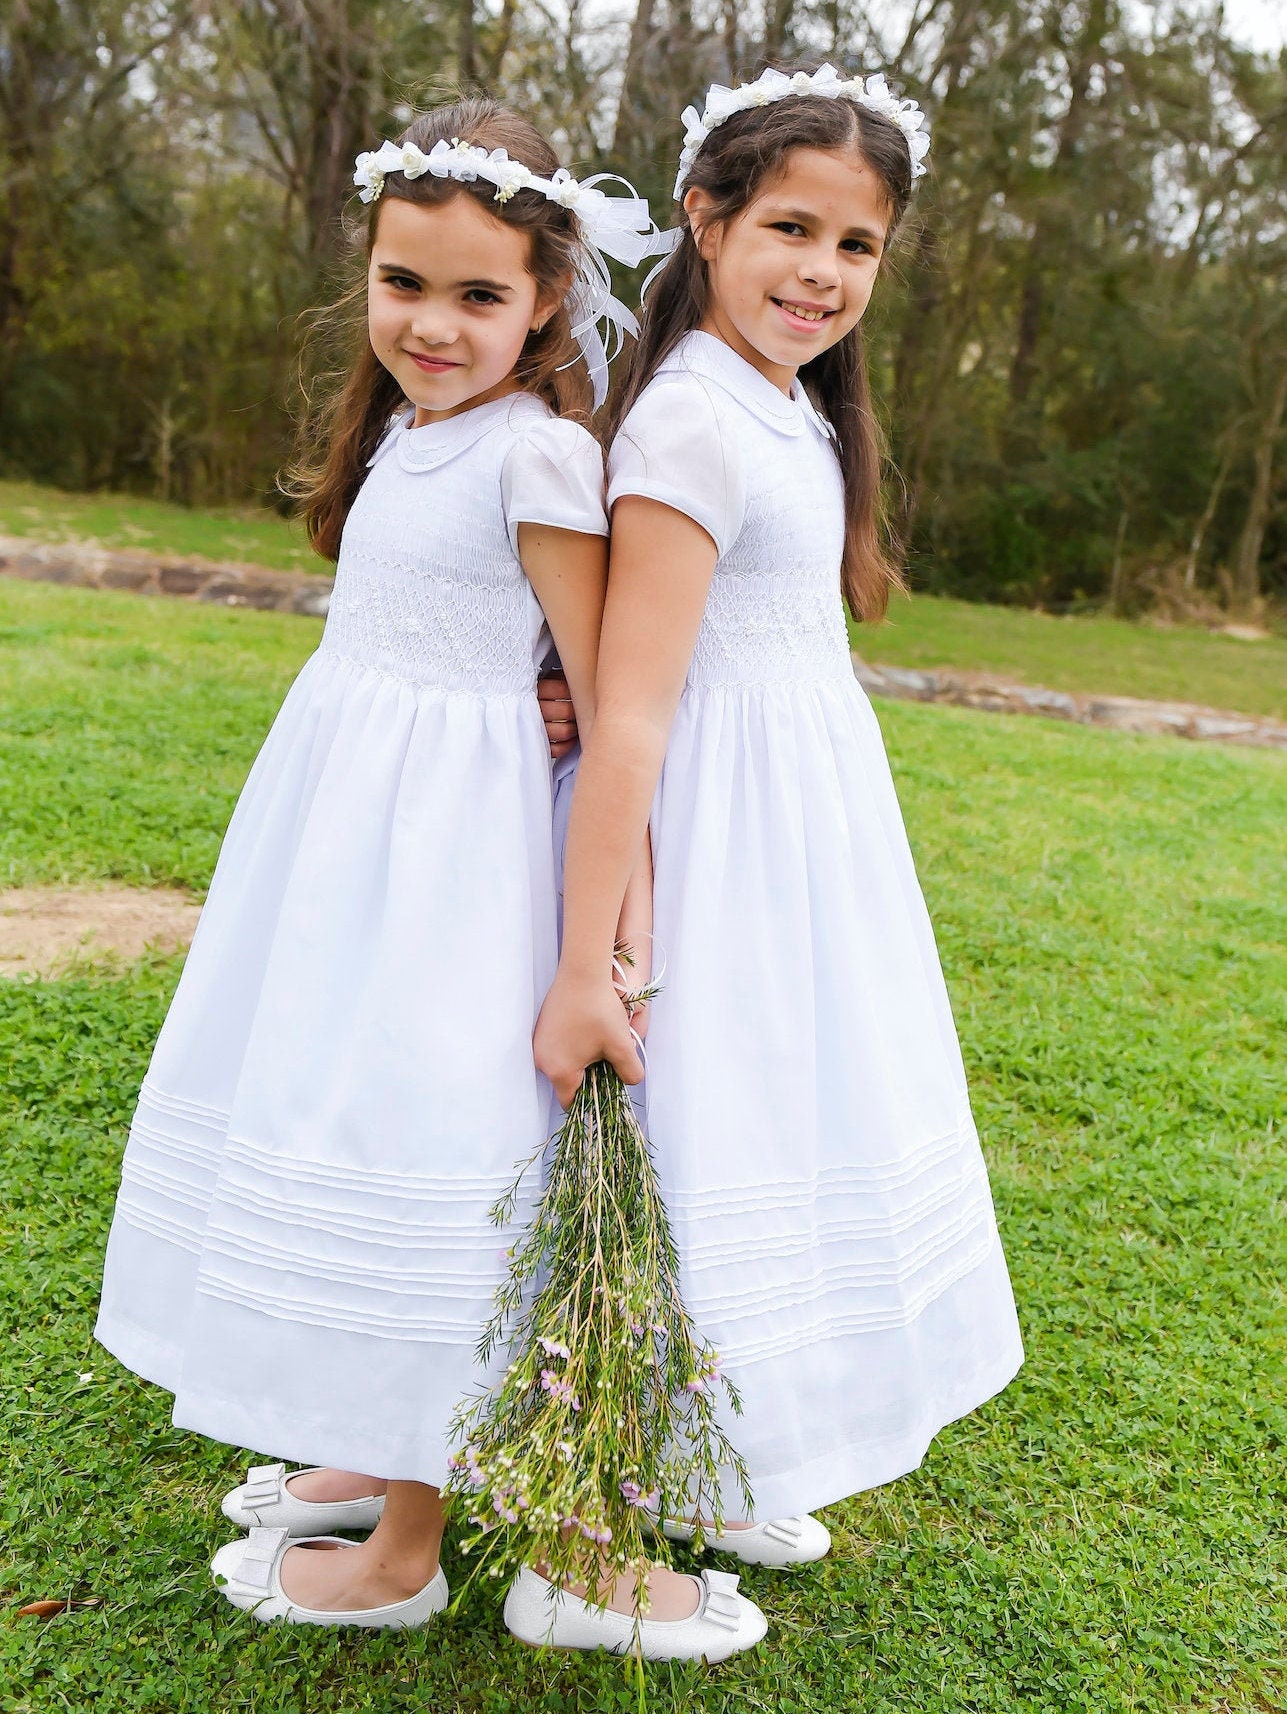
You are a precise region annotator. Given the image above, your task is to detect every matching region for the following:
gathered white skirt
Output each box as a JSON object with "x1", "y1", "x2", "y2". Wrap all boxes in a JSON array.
[
  {"x1": 640, "y1": 676, "x2": 1023, "y2": 1517},
  {"x1": 96, "y1": 649, "x2": 560, "y2": 1482},
  {"x1": 99, "y1": 650, "x2": 1019, "y2": 1509}
]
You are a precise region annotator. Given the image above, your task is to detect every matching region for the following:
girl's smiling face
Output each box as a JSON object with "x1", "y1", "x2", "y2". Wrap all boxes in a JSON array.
[
  {"x1": 686, "y1": 146, "x2": 891, "y2": 393},
  {"x1": 367, "y1": 194, "x2": 559, "y2": 422}
]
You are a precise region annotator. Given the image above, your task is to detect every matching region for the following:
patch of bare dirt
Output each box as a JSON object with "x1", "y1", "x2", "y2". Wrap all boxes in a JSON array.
[{"x1": 0, "y1": 886, "x2": 202, "y2": 978}]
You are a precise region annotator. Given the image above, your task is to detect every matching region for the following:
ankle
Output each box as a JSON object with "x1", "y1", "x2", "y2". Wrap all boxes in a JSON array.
[{"x1": 361, "y1": 1539, "x2": 441, "y2": 1594}]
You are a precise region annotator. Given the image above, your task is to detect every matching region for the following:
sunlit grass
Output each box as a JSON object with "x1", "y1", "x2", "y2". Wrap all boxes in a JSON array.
[{"x1": 2, "y1": 578, "x2": 1285, "y2": 1712}]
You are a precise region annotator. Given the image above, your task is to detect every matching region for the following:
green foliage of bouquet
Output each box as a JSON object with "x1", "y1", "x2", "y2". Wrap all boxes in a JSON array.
[{"x1": 445, "y1": 965, "x2": 751, "y2": 1604}]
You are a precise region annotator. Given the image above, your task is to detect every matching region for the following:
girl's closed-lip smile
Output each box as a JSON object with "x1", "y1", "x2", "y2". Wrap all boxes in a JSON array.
[{"x1": 407, "y1": 351, "x2": 463, "y2": 371}]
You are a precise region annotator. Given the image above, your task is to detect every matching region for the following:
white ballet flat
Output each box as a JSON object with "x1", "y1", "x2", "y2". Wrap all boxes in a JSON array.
[
  {"x1": 657, "y1": 1512, "x2": 831, "y2": 1567},
  {"x1": 503, "y1": 1565, "x2": 767, "y2": 1662},
  {"x1": 220, "y1": 1461, "x2": 386, "y2": 1536},
  {"x1": 210, "y1": 1526, "x2": 447, "y2": 1628}
]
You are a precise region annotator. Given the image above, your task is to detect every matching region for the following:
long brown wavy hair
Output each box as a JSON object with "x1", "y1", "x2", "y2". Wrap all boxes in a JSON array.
[
  {"x1": 606, "y1": 81, "x2": 916, "y2": 621},
  {"x1": 284, "y1": 99, "x2": 593, "y2": 563}
]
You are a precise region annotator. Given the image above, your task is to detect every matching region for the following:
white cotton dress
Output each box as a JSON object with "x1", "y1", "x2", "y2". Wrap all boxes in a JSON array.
[
  {"x1": 607, "y1": 332, "x2": 1023, "y2": 1518},
  {"x1": 95, "y1": 391, "x2": 607, "y2": 1483}
]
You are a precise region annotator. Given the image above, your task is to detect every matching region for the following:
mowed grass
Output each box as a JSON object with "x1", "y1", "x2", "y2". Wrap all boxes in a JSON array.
[
  {"x1": 0, "y1": 478, "x2": 319, "y2": 576},
  {"x1": 5, "y1": 473, "x2": 1287, "y2": 718},
  {"x1": 851, "y1": 596, "x2": 1287, "y2": 723},
  {"x1": 2, "y1": 578, "x2": 1286, "y2": 1713}
]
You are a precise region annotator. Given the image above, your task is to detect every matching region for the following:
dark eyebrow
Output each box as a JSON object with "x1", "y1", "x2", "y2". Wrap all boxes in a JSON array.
[
  {"x1": 375, "y1": 262, "x2": 515, "y2": 294},
  {"x1": 765, "y1": 207, "x2": 886, "y2": 245}
]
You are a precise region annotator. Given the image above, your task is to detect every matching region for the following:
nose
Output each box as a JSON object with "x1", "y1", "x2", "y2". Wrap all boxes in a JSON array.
[
  {"x1": 798, "y1": 245, "x2": 841, "y2": 293},
  {"x1": 409, "y1": 307, "x2": 457, "y2": 347}
]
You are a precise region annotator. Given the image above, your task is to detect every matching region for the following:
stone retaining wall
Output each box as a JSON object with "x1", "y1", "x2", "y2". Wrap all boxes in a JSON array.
[
  {"x1": 0, "y1": 533, "x2": 332, "y2": 617},
  {"x1": 3, "y1": 533, "x2": 1283, "y2": 751},
  {"x1": 852, "y1": 658, "x2": 1287, "y2": 751}
]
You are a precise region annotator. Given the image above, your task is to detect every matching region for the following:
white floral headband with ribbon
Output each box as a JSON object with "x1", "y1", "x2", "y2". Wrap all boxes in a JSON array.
[
  {"x1": 354, "y1": 135, "x2": 662, "y2": 408},
  {"x1": 673, "y1": 65, "x2": 931, "y2": 199}
]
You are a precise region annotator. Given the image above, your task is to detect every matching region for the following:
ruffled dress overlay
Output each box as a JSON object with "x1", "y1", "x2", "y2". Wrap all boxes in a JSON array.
[
  {"x1": 95, "y1": 393, "x2": 607, "y2": 1483},
  {"x1": 608, "y1": 333, "x2": 1023, "y2": 1518}
]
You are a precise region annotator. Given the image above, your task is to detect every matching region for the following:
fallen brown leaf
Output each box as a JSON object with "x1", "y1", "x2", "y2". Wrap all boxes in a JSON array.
[{"x1": 16, "y1": 1597, "x2": 101, "y2": 1619}]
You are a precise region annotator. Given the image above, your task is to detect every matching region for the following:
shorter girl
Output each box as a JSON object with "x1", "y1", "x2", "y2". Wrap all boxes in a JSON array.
[
  {"x1": 538, "y1": 63, "x2": 1023, "y2": 1571},
  {"x1": 94, "y1": 98, "x2": 729, "y2": 1644}
]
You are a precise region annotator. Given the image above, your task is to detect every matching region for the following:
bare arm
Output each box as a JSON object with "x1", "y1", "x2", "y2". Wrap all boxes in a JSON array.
[
  {"x1": 534, "y1": 497, "x2": 718, "y2": 1105},
  {"x1": 517, "y1": 523, "x2": 607, "y2": 739},
  {"x1": 519, "y1": 520, "x2": 654, "y2": 1032}
]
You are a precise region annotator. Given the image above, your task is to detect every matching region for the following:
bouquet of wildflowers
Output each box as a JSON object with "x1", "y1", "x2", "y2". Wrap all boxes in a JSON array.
[{"x1": 445, "y1": 956, "x2": 751, "y2": 1604}]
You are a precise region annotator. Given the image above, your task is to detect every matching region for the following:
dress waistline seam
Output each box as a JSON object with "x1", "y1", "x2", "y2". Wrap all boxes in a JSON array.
[{"x1": 315, "y1": 646, "x2": 536, "y2": 700}]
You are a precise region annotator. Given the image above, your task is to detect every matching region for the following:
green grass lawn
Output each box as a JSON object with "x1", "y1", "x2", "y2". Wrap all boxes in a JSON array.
[
  {"x1": 5, "y1": 475, "x2": 1286, "y2": 720},
  {"x1": 0, "y1": 478, "x2": 320, "y2": 576},
  {"x1": 2, "y1": 579, "x2": 1286, "y2": 1712}
]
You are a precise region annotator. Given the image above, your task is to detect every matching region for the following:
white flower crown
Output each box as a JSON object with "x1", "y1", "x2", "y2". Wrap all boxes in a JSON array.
[
  {"x1": 673, "y1": 64, "x2": 931, "y2": 199},
  {"x1": 353, "y1": 135, "x2": 664, "y2": 408}
]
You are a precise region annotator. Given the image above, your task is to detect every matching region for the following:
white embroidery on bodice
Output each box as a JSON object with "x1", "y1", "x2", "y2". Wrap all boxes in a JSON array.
[{"x1": 320, "y1": 399, "x2": 549, "y2": 696}]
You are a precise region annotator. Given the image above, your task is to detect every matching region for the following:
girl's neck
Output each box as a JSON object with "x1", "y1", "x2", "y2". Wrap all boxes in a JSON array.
[
  {"x1": 697, "y1": 312, "x2": 797, "y2": 396},
  {"x1": 412, "y1": 375, "x2": 526, "y2": 430}
]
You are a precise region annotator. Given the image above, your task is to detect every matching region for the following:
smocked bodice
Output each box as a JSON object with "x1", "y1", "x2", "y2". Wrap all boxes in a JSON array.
[
  {"x1": 321, "y1": 393, "x2": 606, "y2": 695},
  {"x1": 608, "y1": 331, "x2": 852, "y2": 691}
]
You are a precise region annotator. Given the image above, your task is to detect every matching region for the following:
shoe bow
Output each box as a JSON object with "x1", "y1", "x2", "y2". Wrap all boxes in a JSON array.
[
  {"x1": 238, "y1": 1526, "x2": 290, "y2": 1593},
  {"x1": 241, "y1": 1462, "x2": 287, "y2": 1507},
  {"x1": 762, "y1": 1516, "x2": 804, "y2": 1545},
  {"x1": 698, "y1": 1567, "x2": 743, "y2": 1632}
]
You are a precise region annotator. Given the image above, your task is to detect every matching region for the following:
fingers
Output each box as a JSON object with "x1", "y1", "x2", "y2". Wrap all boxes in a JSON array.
[
  {"x1": 553, "y1": 1065, "x2": 586, "y2": 1109},
  {"x1": 538, "y1": 679, "x2": 579, "y2": 758},
  {"x1": 607, "y1": 1035, "x2": 645, "y2": 1086},
  {"x1": 537, "y1": 674, "x2": 571, "y2": 701},
  {"x1": 545, "y1": 716, "x2": 578, "y2": 757}
]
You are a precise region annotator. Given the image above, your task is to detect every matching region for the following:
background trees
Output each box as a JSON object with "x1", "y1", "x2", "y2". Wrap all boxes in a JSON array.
[{"x1": 1, "y1": 0, "x2": 1282, "y2": 609}]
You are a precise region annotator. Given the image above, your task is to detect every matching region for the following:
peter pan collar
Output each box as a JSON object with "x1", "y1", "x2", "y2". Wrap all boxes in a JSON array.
[
  {"x1": 366, "y1": 390, "x2": 548, "y2": 474},
  {"x1": 660, "y1": 330, "x2": 835, "y2": 441}
]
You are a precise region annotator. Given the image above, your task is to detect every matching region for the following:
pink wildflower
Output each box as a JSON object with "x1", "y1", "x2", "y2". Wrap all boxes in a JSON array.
[{"x1": 620, "y1": 1480, "x2": 660, "y2": 1508}]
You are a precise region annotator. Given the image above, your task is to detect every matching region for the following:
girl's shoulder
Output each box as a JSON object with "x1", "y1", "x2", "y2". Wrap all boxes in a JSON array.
[
  {"x1": 617, "y1": 331, "x2": 831, "y2": 456},
  {"x1": 502, "y1": 394, "x2": 603, "y2": 466},
  {"x1": 608, "y1": 338, "x2": 749, "y2": 558},
  {"x1": 500, "y1": 396, "x2": 607, "y2": 549}
]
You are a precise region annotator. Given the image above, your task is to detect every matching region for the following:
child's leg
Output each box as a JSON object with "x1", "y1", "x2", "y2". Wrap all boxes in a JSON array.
[
  {"x1": 285, "y1": 1469, "x2": 387, "y2": 1503},
  {"x1": 277, "y1": 1480, "x2": 444, "y2": 1610}
]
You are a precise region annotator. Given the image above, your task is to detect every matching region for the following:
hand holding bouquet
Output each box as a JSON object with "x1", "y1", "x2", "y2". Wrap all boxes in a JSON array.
[{"x1": 446, "y1": 949, "x2": 751, "y2": 1602}]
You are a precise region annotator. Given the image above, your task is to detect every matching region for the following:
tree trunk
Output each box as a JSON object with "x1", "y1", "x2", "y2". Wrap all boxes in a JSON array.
[
  {"x1": 723, "y1": 0, "x2": 740, "y2": 81},
  {"x1": 611, "y1": 0, "x2": 658, "y2": 159},
  {"x1": 485, "y1": 0, "x2": 518, "y2": 82},
  {"x1": 458, "y1": 0, "x2": 477, "y2": 85},
  {"x1": 1008, "y1": 0, "x2": 1108, "y2": 405},
  {"x1": 1184, "y1": 424, "x2": 1239, "y2": 589},
  {"x1": 763, "y1": 0, "x2": 797, "y2": 65},
  {"x1": 1230, "y1": 355, "x2": 1287, "y2": 611}
]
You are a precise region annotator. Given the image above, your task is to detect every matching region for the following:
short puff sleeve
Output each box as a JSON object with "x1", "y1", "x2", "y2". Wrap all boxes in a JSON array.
[
  {"x1": 607, "y1": 375, "x2": 745, "y2": 557},
  {"x1": 501, "y1": 416, "x2": 608, "y2": 556}
]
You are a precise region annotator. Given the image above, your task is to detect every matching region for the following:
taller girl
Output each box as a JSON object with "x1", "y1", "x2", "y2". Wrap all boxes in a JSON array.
[{"x1": 537, "y1": 66, "x2": 1024, "y2": 1524}]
